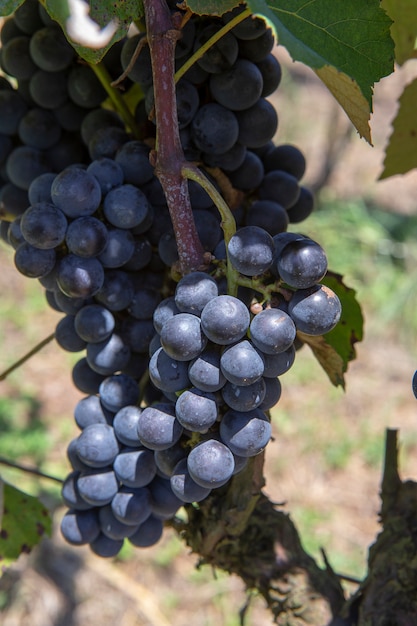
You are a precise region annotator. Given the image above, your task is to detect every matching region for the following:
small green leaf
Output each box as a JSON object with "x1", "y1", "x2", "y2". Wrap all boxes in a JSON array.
[
  {"x1": 0, "y1": 478, "x2": 52, "y2": 575},
  {"x1": 298, "y1": 272, "x2": 364, "y2": 388},
  {"x1": 45, "y1": 0, "x2": 144, "y2": 64},
  {"x1": 381, "y1": 0, "x2": 417, "y2": 65},
  {"x1": 184, "y1": 0, "x2": 241, "y2": 16},
  {"x1": 380, "y1": 78, "x2": 417, "y2": 179},
  {"x1": 0, "y1": 0, "x2": 24, "y2": 16}
]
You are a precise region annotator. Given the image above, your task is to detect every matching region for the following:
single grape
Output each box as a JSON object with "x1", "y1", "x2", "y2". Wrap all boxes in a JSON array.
[
  {"x1": 75, "y1": 423, "x2": 120, "y2": 468},
  {"x1": 113, "y1": 447, "x2": 157, "y2": 488},
  {"x1": 153, "y1": 442, "x2": 187, "y2": 478},
  {"x1": 148, "y1": 475, "x2": 184, "y2": 519},
  {"x1": 288, "y1": 285, "x2": 342, "y2": 336},
  {"x1": 220, "y1": 339, "x2": 265, "y2": 386},
  {"x1": 175, "y1": 387, "x2": 218, "y2": 432},
  {"x1": 175, "y1": 271, "x2": 218, "y2": 315},
  {"x1": 228, "y1": 226, "x2": 275, "y2": 276},
  {"x1": 220, "y1": 408, "x2": 271, "y2": 457},
  {"x1": 191, "y1": 103, "x2": 239, "y2": 155},
  {"x1": 20, "y1": 202, "x2": 67, "y2": 249},
  {"x1": 128, "y1": 514, "x2": 164, "y2": 548},
  {"x1": 74, "y1": 304, "x2": 115, "y2": 343},
  {"x1": 61, "y1": 508, "x2": 100, "y2": 545},
  {"x1": 65, "y1": 216, "x2": 108, "y2": 258},
  {"x1": 149, "y1": 348, "x2": 190, "y2": 393},
  {"x1": 113, "y1": 406, "x2": 143, "y2": 447},
  {"x1": 209, "y1": 59, "x2": 263, "y2": 111},
  {"x1": 67, "y1": 65, "x2": 107, "y2": 108},
  {"x1": 258, "y1": 170, "x2": 301, "y2": 209},
  {"x1": 98, "y1": 505, "x2": 139, "y2": 540},
  {"x1": 14, "y1": 241, "x2": 56, "y2": 278},
  {"x1": 57, "y1": 254, "x2": 104, "y2": 298},
  {"x1": 260, "y1": 344, "x2": 296, "y2": 377},
  {"x1": 249, "y1": 308, "x2": 296, "y2": 355},
  {"x1": 77, "y1": 467, "x2": 119, "y2": 506},
  {"x1": 187, "y1": 439, "x2": 235, "y2": 489},
  {"x1": 188, "y1": 346, "x2": 226, "y2": 392},
  {"x1": 277, "y1": 238, "x2": 328, "y2": 289},
  {"x1": 72, "y1": 357, "x2": 106, "y2": 395},
  {"x1": 90, "y1": 534, "x2": 124, "y2": 558},
  {"x1": 137, "y1": 402, "x2": 183, "y2": 451},
  {"x1": 51, "y1": 167, "x2": 102, "y2": 218},
  {"x1": 86, "y1": 333, "x2": 131, "y2": 376},
  {"x1": 221, "y1": 378, "x2": 266, "y2": 412},
  {"x1": 201, "y1": 295, "x2": 250, "y2": 345},
  {"x1": 153, "y1": 296, "x2": 180, "y2": 334},
  {"x1": 74, "y1": 395, "x2": 114, "y2": 430},
  {"x1": 259, "y1": 376, "x2": 282, "y2": 410},
  {"x1": 103, "y1": 184, "x2": 151, "y2": 230},
  {"x1": 62, "y1": 471, "x2": 93, "y2": 511},
  {"x1": 111, "y1": 486, "x2": 152, "y2": 526},
  {"x1": 160, "y1": 313, "x2": 207, "y2": 361},
  {"x1": 55, "y1": 315, "x2": 87, "y2": 352},
  {"x1": 170, "y1": 458, "x2": 211, "y2": 503},
  {"x1": 235, "y1": 98, "x2": 278, "y2": 148},
  {"x1": 86, "y1": 157, "x2": 124, "y2": 195}
]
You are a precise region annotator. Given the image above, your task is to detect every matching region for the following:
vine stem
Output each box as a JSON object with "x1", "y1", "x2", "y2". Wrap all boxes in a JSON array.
[
  {"x1": 0, "y1": 456, "x2": 63, "y2": 483},
  {"x1": 143, "y1": 0, "x2": 205, "y2": 274},
  {"x1": 0, "y1": 332, "x2": 55, "y2": 381}
]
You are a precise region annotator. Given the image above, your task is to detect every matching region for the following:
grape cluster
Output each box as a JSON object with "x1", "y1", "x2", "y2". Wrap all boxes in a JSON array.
[
  {"x1": 0, "y1": 0, "x2": 126, "y2": 223},
  {"x1": 0, "y1": 1, "x2": 342, "y2": 557}
]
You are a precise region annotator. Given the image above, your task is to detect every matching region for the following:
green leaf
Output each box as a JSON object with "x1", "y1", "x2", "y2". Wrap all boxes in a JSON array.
[
  {"x1": 45, "y1": 0, "x2": 144, "y2": 64},
  {"x1": 184, "y1": 0, "x2": 241, "y2": 16},
  {"x1": 243, "y1": 0, "x2": 394, "y2": 143},
  {"x1": 0, "y1": 478, "x2": 52, "y2": 575},
  {"x1": 0, "y1": 0, "x2": 24, "y2": 16},
  {"x1": 298, "y1": 272, "x2": 364, "y2": 388},
  {"x1": 381, "y1": 0, "x2": 417, "y2": 65},
  {"x1": 380, "y1": 78, "x2": 417, "y2": 179}
]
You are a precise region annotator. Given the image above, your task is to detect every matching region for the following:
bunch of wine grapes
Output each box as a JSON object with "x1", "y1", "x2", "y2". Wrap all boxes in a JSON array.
[{"x1": 0, "y1": 0, "x2": 341, "y2": 557}]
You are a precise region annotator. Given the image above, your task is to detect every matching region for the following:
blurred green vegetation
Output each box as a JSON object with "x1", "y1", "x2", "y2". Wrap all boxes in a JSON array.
[{"x1": 301, "y1": 198, "x2": 417, "y2": 344}]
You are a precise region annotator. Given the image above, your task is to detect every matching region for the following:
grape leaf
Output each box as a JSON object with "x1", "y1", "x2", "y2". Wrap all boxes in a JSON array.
[
  {"x1": 0, "y1": 478, "x2": 52, "y2": 575},
  {"x1": 380, "y1": 78, "x2": 417, "y2": 179},
  {"x1": 315, "y1": 65, "x2": 371, "y2": 142},
  {"x1": 298, "y1": 272, "x2": 364, "y2": 388},
  {"x1": 0, "y1": 0, "x2": 24, "y2": 14},
  {"x1": 183, "y1": 0, "x2": 240, "y2": 16},
  {"x1": 45, "y1": 0, "x2": 143, "y2": 64},
  {"x1": 247, "y1": 0, "x2": 394, "y2": 143},
  {"x1": 381, "y1": 0, "x2": 417, "y2": 65}
]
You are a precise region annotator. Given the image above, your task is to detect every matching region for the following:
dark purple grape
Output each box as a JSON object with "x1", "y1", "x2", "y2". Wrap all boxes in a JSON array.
[
  {"x1": 288, "y1": 284, "x2": 342, "y2": 336},
  {"x1": 187, "y1": 439, "x2": 235, "y2": 488},
  {"x1": 220, "y1": 408, "x2": 271, "y2": 457}
]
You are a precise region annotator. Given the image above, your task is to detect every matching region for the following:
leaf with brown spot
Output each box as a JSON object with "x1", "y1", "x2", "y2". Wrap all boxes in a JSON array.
[{"x1": 0, "y1": 477, "x2": 52, "y2": 575}]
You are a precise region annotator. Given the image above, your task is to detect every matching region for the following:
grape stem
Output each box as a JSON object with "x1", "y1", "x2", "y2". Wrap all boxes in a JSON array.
[
  {"x1": 90, "y1": 61, "x2": 141, "y2": 137},
  {"x1": 174, "y1": 7, "x2": 252, "y2": 83},
  {"x1": 0, "y1": 456, "x2": 63, "y2": 483},
  {"x1": 143, "y1": 0, "x2": 205, "y2": 274},
  {"x1": 182, "y1": 164, "x2": 239, "y2": 295}
]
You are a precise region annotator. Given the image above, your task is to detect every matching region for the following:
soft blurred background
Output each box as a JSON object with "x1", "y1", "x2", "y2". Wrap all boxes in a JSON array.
[{"x1": 1, "y1": 45, "x2": 417, "y2": 626}]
